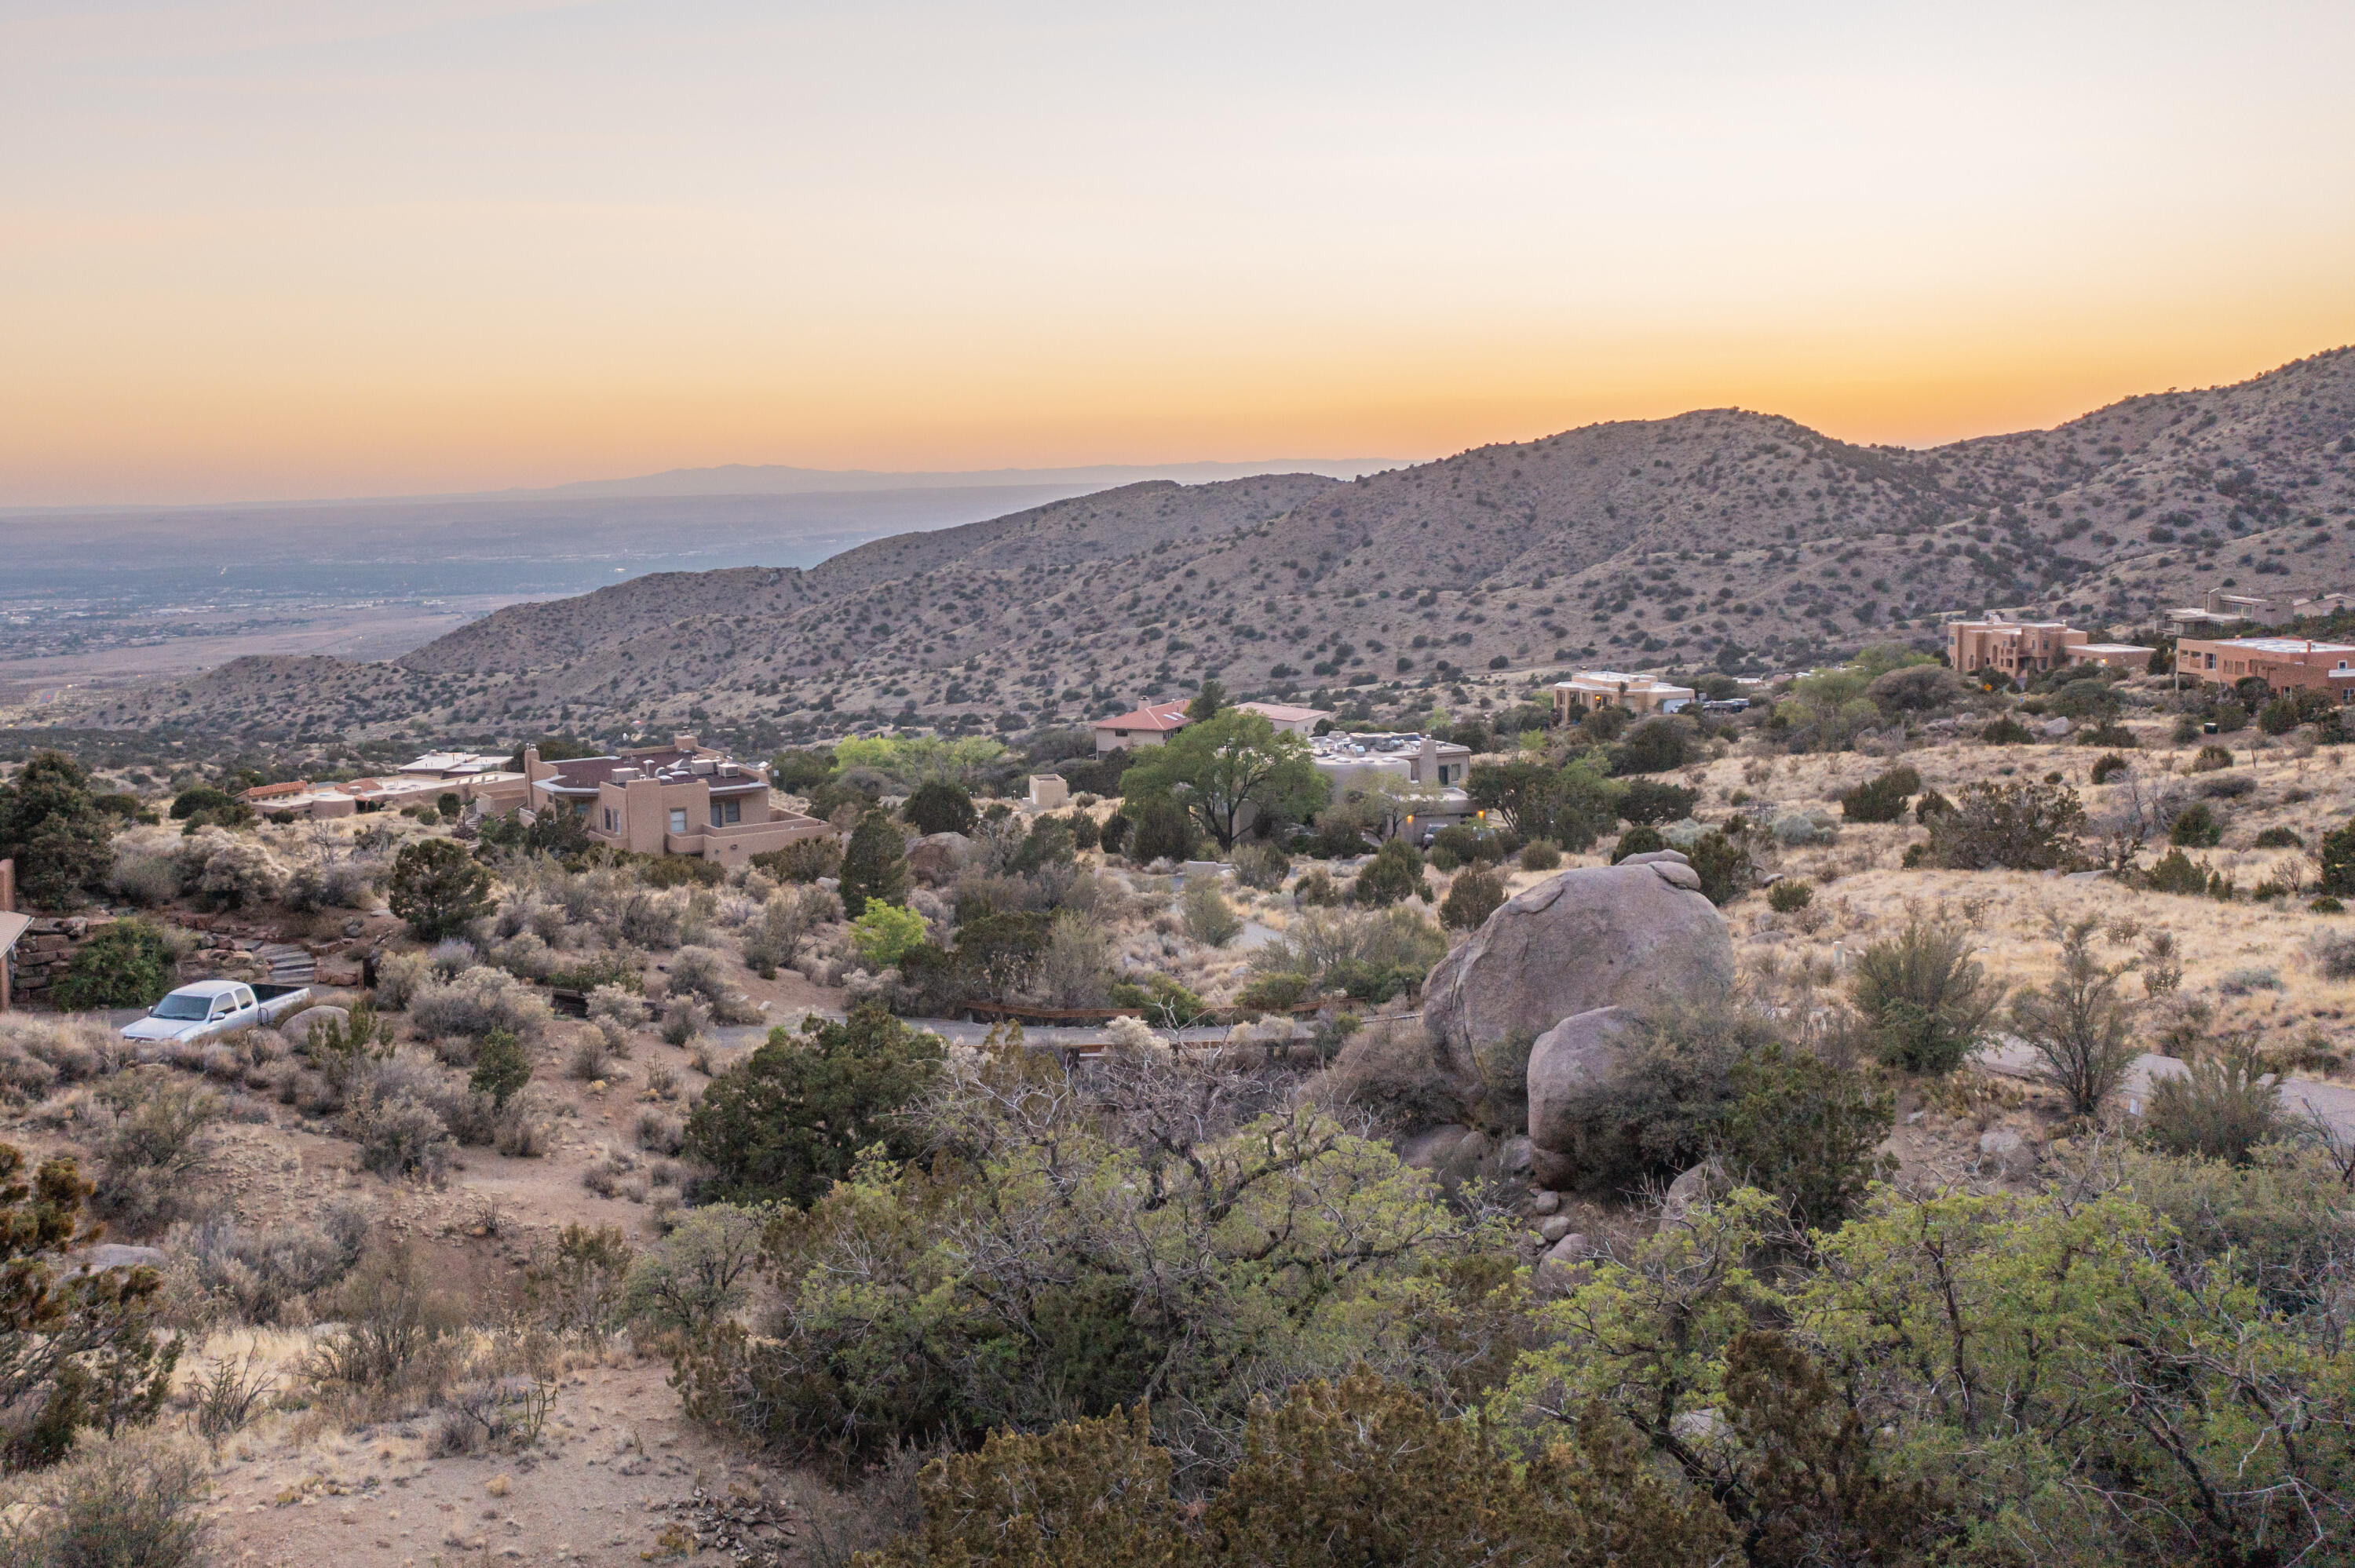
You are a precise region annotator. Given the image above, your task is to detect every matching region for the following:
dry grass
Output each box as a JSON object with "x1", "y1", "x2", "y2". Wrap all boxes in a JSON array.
[{"x1": 1665, "y1": 719, "x2": 2355, "y2": 1074}]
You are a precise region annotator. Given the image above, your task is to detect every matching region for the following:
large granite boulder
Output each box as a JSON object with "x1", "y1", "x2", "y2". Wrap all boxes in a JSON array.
[
  {"x1": 1422, "y1": 855, "x2": 1733, "y2": 1107},
  {"x1": 904, "y1": 833, "x2": 974, "y2": 886}
]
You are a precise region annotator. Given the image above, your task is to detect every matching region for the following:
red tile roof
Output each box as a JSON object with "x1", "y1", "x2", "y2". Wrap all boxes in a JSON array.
[{"x1": 1094, "y1": 700, "x2": 1192, "y2": 733}]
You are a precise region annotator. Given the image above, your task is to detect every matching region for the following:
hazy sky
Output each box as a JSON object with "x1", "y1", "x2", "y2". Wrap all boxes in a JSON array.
[{"x1": 5, "y1": 1, "x2": 2351, "y2": 506}]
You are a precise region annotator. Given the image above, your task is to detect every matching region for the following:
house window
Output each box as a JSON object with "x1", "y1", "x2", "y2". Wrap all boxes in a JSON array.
[
  {"x1": 669, "y1": 808, "x2": 688, "y2": 835},
  {"x1": 709, "y1": 799, "x2": 741, "y2": 828},
  {"x1": 603, "y1": 808, "x2": 617, "y2": 833}
]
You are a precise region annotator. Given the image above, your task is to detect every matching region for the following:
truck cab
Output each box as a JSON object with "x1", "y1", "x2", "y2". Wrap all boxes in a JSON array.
[{"x1": 121, "y1": 979, "x2": 312, "y2": 1043}]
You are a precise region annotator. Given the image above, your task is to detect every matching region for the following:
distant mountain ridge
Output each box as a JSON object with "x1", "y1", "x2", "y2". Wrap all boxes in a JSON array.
[
  {"x1": 525, "y1": 458, "x2": 1406, "y2": 498},
  {"x1": 82, "y1": 347, "x2": 2355, "y2": 742}
]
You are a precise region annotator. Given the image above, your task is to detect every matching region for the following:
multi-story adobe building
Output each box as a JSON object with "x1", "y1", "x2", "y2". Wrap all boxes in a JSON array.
[
  {"x1": 2173, "y1": 636, "x2": 2355, "y2": 703},
  {"x1": 522, "y1": 734, "x2": 831, "y2": 865},
  {"x1": 1947, "y1": 616, "x2": 2152, "y2": 678}
]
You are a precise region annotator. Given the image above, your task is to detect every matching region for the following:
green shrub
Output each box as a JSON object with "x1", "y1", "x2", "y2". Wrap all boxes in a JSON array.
[
  {"x1": 2254, "y1": 826, "x2": 2302, "y2": 849},
  {"x1": 2169, "y1": 801, "x2": 2223, "y2": 848},
  {"x1": 0, "y1": 752, "x2": 119, "y2": 909},
  {"x1": 1546, "y1": 1003, "x2": 1779, "y2": 1194},
  {"x1": 1230, "y1": 840, "x2": 1290, "y2": 890},
  {"x1": 640, "y1": 855, "x2": 724, "y2": 889},
  {"x1": 2, "y1": 1430, "x2": 211, "y2": 1564},
  {"x1": 1181, "y1": 881, "x2": 1243, "y2": 946},
  {"x1": 0, "y1": 1143, "x2": 179, "y2": 1471},
  {"x1": 850, "y1": 903, "x2": 930, "y2": 970},
  {"x1": 2144, "y1": 848, "x2": 2229, "y2": 898},
  {"x1": 1437, "y1": 862, "x2": 1506, "y2": 931},
  {"x1": 1922, "y1": 780, "x2": 2083, "y2": 871},
  {"x1": 1609, "y1": 717, "x2": 1690, "y2": 775},
  {"x1": 1914, "y1": 789, "x2": 1954, "y2": 822},
  {"x1": 1979, "y1": 715, "x2": 2032, "y2": 745},
  {"x1": 1850, "y1": 922, "x2": 2003, "y2": 1074},
  {"x1": 2090, "y1": 753, "x2": 2131, "y2": 785},
  {"x1": 683, "y1": 1007, "x2": 944, "y2": 1209},
  {"x1": 751, "y1": 837, "x2": 842, "y2": 884},
  {"x1": 623, "y1": 1203, "x2": 768, "y2": 1336},
  {"x1": 2010, "y1": 917, "x2": 2137, "y2": 1118},
  {"x1": 2258, "y1": 695, "x2": 2300, "y2": 735},
  {"x1": 1617, "y1": 779, "x2": 1699, "y2": 826},
  {"x1": 1765, "y1": 880, "x2": 1814, "y2": 913},
  {"x1": 1353, "y1": 839, "x2": 1429, "y2": 907},
  {"x1": 1123, "y1": 797, "x2": 1196, "y2": 864},
  {"x1": 2319, "y1": 819, "x2": 2355, "y2": 896},
  {"x1": 856, "y1": 1374, "x2": 1733, "y2": 1568},
  {"x1": 1090, "y1": 813, "x2": 1128, "y2": 856},
  {"x1": 1683, "y1": 830, "x2": 1751, "y2": 906},
  {"x1": 1517, "y1": 839, "x2": 1561, "y2": 870},
  {"x1": 388, "y1": 839, "x2": 493, "y2": 941},
  {"x1": 903, "y1": 781, "x2": 977, "y2": 837},
  {"x1": 1838, "y1": 764, "x2": 1919, "y2": 824},
  {"x1": 838, "y1": 811, "x2": 910, "y2": 920},
  {"x1": 467, "y1": 1030, "x2": 531, "y2": 1111},
  {"x1": 1714, "y1": 1043, "x2": 1897, "y2": 1229},
  {"x1": 51, "y1": 921, "x2": 174, "y2": 1012},
  {"x1": 1234, "y1": 972, "x2": 1316, "y2": 1014},
  {"x1": 167, "y1": 784, "x2": 243, "y2": 823},
  {"x1": 1608, "y1": 825, "x2": 1666, "y2": 863},
  {"x1": 2214, "y1": 700, "x2": 2247, "y2": 734},
  {"x1": 2143, "y1": 1042, "x2": 2280, "y2": 1165},
  {"x1": 1105, "y1": 973, "x2": 1213, "y2": 1026},
  {"x1": 2190, "y1": 743, "x2": 2236, "y2": 772}
]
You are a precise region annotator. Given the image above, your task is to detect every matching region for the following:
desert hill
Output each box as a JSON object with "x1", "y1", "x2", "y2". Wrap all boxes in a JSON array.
[{"x1": 83, "y1": 348, "x2": 2355, "y2": 742}]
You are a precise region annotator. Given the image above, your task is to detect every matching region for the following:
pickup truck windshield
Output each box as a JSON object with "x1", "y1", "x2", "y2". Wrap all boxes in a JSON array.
[{"x1": 153, "y1": 995, "x2": 214, "y2": 1020}]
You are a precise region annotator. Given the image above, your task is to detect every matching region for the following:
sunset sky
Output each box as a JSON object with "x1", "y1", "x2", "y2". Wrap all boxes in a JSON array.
[{"x1": 5, "y1": 1, "x2": 2351, "y2": 506}]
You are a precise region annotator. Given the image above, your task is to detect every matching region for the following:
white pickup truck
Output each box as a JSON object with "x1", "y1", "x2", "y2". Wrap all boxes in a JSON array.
[{"x1": 121, "y1": 979, "x2": 314, "y2": 1044}]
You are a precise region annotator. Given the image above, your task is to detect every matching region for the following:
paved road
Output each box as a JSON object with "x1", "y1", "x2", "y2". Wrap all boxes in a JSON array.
[
  {"x1": 710, "y1": 1013, "x2": 1258, "y2": 1051},
  {"x1": 1980, "y1": 1041, "x2": 2354, "y2": 1138}
]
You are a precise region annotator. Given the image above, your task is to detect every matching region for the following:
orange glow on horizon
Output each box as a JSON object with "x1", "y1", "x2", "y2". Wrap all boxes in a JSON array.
[{"x1": 4, "y1": 3, "x2": 2351, "y2": 506}]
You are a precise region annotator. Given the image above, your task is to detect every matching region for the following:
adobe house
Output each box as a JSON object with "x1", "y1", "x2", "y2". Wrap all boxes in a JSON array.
[
  {"x1": 1550, "y1": 671, "x2": 1696, "y2": 722},
  {"x1": 523, "y1": 733, "x2": 831, "y2": 865},
  {"x1": 2174, "y1": 635, "x2": 2355, "y2": 702},
  {"x1": 1946, "y1": 615, "x2": 2152, "y2": 678},
  {"x1": 1091, "y1": 700, "x2": 1192, "y2": 753}
]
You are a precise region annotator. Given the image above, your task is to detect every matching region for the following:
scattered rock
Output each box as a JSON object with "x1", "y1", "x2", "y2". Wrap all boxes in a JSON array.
[
  {"x1": 1529, "y1": 1189, "x2": 1561, "y2": 1216},
  {"x1": 1539, "y1": 1215, "x2": 1573, "y2": 1244},
  {"x1": 1664, "y1": 1158, "x2": 1725, "y2": 1216},
  {"x1": 1397, "y1": 1125, "x2": 1472, "y2": 1170},
  {"x1": 278, "y1": 1005, "x2": 349, "y2": 1044},
  {"x1": 1533, "y1": 1231, "x2": 1591, "y2": 1293}
]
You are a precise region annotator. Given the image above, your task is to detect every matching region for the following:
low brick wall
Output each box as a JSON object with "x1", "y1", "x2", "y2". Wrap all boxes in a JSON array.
[{"x1": 8, "y1": 916, "x2": 118, "y2": 1005}]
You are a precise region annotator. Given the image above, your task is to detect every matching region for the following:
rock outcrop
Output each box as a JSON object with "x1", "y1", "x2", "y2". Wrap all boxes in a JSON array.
[
  {"x1": 1422, "y1": 855, "x2": 1734, "y2": 1108},
  {"x1": 904, "y1": 832, "x2": 973, "y2": 886}
]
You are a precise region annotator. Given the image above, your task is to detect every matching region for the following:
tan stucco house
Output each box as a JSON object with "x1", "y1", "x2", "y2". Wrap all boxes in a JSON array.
[{"x1": 524, "y1": 734, "x2": 831, "y2": 865}]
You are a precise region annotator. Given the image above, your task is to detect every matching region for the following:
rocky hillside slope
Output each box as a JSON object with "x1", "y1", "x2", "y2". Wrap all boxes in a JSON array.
[{"x1": 85, "y1": 348, "x2": 2355, "y2": 741}]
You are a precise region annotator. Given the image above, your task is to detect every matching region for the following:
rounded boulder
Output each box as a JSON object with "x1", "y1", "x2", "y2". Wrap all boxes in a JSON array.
[
  {"x1": 1525, "y1": 1005, "x2": 1637, "y2": 1159},
  {"x1": 1422, "y1": 857, "x2": 1733, "y2": 1104}
]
